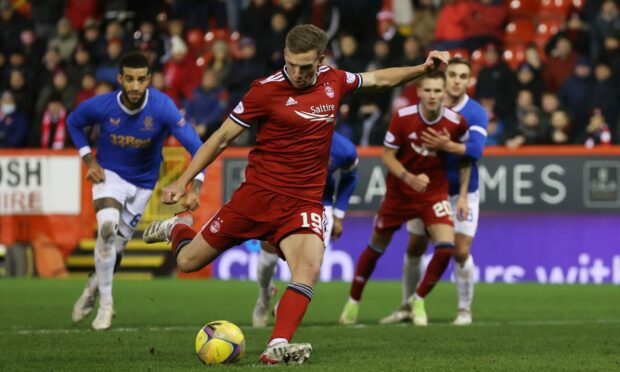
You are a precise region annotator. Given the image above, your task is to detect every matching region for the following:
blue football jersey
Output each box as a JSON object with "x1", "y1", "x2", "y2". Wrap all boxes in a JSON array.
[
  {"x1": 67, "y1": 88, "x2": 203, "y2": 189},
  {"x1": 323, "y1": 131, "x2": 358, "y2": 217},
  {"x1": 446, "y1": 95, "x2": 488, "y2": 195}
]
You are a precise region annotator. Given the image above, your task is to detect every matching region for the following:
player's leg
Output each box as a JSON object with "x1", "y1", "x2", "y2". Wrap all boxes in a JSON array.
[
  {"x1": 380, "y1": 219, "x2": 428, "y2": 324},
  {"x1": 451, "y1": 191, "x2": 479, "y2": 325},
  {"x1": 89, "y1": 197, "x2": 122, "y2": 330},
  {"x1": 411, "y1": 223, "x2": 455, "y2": 326},
  {"x1": 339, "y1": 229, "x2": 393, "y2": 325},
  {"x1": 253, "y1": 241, "x2": 279, "y2": 327},
  {"x1": 260, "y1": 232, "x2": 322, "y2": 365}
]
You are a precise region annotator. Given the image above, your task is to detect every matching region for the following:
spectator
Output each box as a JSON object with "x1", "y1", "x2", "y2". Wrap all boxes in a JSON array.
[
  {"x1": 506, "y1": 107, "x2": 551, "y2": 147},
  {"x1": 544, "y1": 36, "x2": 580, "y2": 92},
  {"x1": 239, "y1": 0, "x2": 276, "y2": 55},
  {"x1": 549, "y1": 109, "x2": 572, "y2": 145},
  {"x1": 557, "y1": 57, "x2": 595, "y2": 134},
  {"x1": 29, "y1": 0, "x2": 65, "y2": 39},
  {"x1": 396, "y1": 35, "x2": 425, "y2": 67},
  {"x1": 67, "y1": 46, "x2": 95, "y2": 90},
  {"x1": 587, "y1": 59, "x2": 620, "y2": 138},
  {"x1": 47, "y1": 18, "x2": 79, "y2": 62},
  {"x1": 95, "y1": 39, "x2": 123, "y2": 88},
  {"x1": 39, "y1": 94, "x2": 68, "y2": 149},
  {"x1": 163, "y1": 36, "x2": 202, "y2": 106},
  {"x1": 81, "y1": 18, "x2": 107, "y2": 65},
  {"x1": 8, "y1": 69, "x2": 34, "y2": 117},
  {"x1": 65, "y1": 0, "x2": 100, "y2": 31},
  {"x1": 515, "y1": 62, "x2": 545, "y2": 105},
  {"x1": 485, "y1": 111, "x2": 505, "y2": 146},
  {"x1": 185, "y1": 69, "x2": 228, "y2": 140},
  {"x1": 0, "y1": 90, "x2": 29, "y2": 148},
  {"x1": 225, "y1": 37, "x2": 267, "y2": 109},
  {"x1": 75, "y1": 73, "x2": 96, "y2": 106},
  {"x1": 335, "y1": 33, "x2": 367, "y2": 73},
  {"x1": 590, "y1": 0, "x2": 620, "y2": 61},
  {"x1": 475, "y1": 43, "x2": 517, "y2": 126},
  {"x1": 578, "y1": 108, "x2": 612, "y2": 146},
  {"x1": 546, "y1": 11, "x2": 591, "y2": 58},
  {"x1": 375, "y1": 10, "x2": 405, "y2": 61},
  {"x1": 36, "y1": 70, "x2": 77, "y2": 121},
  {"x1": 133, "y1": 21, "x2": 165, "y2": 63},
  {"x1": 263, "y1": 12, "x2": 290, "y2": 70},
  {"x1": 0, "y1": 0, "x2": 30, "y2": 54},
  {"x1": 411, "y1": 0, "x2": 438, "y2": 47}
]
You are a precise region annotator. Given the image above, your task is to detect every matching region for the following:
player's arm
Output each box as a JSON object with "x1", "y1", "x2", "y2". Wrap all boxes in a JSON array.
[
  {"x1": 67, "y1": 100, "x2": 105, "y2": 183},
  {"x1": 422, "y1": 111, "x2": 489, "y2": 160},
  {"x1": 332, "y1": 157, "x2": 359, "y2": 240},
  {"x1": 359, "y1": 50, "x2": 449, "y2": 90},
  {"x1": 382, "y1": 147, "x2": 429, "y2": 193},
  {"x1": 456, "y1": 157, "x2": 472, "y2": 221},
  {"x1": 161, "y1": 118, "x2": 245, "y2": 204}
]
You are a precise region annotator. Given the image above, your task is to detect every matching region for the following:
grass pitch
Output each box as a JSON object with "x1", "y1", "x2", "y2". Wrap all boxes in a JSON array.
[{"x1": 0, "y1": 279, "x2": 618, "y2": 371}]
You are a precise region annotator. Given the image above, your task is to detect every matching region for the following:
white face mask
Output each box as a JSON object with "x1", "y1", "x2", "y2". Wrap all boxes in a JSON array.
[{"x1": 1, "y1": 103, "x2": 16, "y2": 116}]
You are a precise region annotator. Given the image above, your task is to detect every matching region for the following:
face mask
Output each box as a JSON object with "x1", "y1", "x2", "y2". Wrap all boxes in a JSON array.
[{"x1": 1, "y1": 103, "x2": 16, "y2": 116}]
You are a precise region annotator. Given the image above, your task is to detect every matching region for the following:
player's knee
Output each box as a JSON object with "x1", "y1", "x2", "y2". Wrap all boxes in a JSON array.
[
  {"x1": 99, "y1": 221, "x2": 116, "y2": 241},
  {"x1": 177, "y1": 253, "x2": 199, "y2": 273}
]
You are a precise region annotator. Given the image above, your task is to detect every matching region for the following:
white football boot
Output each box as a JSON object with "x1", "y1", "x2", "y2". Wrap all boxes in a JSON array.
[
  {"x1": 91, "y1": 298, "x2": 115, "y2": 331},
  {"x1": 259, "y1": 341, "x2": 312, "y2": 365},
  {"x1": 453, "y1": 309, "x2": 472, "y2": 326},
  {"x1": 143, "y1": 212, "x2": 193, "y2": 243},
  {"x1": 72, "y1": 275, "x2": 98, "y2": 322},
  {"x1": 252, "y1": 284, "x2": 277, "y2": 327},
  {"x1": 379, "y1": 304, "x2": 412, "y2": 324}
]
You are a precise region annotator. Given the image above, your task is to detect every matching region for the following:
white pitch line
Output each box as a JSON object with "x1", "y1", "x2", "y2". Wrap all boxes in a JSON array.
[{"x1": 3, "y1": 319, "x2": 620, "y2": 336}]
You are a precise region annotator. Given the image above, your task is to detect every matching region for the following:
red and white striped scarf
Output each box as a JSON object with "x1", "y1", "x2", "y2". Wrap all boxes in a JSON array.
[{"x1": 41, "y1": 108, "x2": 67, "y2": 149}]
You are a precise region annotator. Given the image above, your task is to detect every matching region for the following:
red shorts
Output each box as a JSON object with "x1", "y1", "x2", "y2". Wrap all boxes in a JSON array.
[
  {"x1": 200, "y1": 182, "x2": 325, "y2": 254},
  {"x1": 374, "y1": 195, "x2": 453, "y2": 235}
]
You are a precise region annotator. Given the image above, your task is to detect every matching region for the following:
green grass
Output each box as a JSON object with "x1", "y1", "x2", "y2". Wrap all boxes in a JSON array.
[{"x1": 0, "y1": 279, "x2": 619, "y2": 371}]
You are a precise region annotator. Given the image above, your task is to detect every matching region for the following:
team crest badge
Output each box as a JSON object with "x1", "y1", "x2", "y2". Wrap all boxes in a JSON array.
[
  {"x1": 325, "y1": 86, "x2": 335, "y2": 98},
  {"x1": 141, "y1": 116, "x2": 154, "y2": 131},
  {"x1": 209, "y1": 217, "x2": 223, "y2": 234},
  {"x1": 109, "y1": 117, "x2": 120, "y2": 126}
]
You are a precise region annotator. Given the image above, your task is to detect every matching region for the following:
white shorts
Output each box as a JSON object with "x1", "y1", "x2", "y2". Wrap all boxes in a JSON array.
[
  {"x1": 323, "y1": 205, "x2": 334, "y2": 247},
  {"x1": 92, "y1": 169, "x2": 153, "y2": 236},
  {"x1": 406, "y1": 190, "x2": 480, "y2": 237}
]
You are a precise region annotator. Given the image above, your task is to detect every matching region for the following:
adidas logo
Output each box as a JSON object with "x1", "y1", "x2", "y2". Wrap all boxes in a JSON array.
[{"x1": 286, "y1": 97, "x2": 298, "y2": 106}]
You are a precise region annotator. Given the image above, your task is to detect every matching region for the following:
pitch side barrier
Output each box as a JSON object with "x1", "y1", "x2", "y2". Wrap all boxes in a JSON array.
[{"x1": 1, "y1": 146, "x2": 618, "y2": 283}]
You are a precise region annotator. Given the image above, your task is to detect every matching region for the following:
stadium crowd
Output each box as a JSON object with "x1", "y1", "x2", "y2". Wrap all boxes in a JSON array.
[{"x1": 1, "y1": 0, "x2": 619, "y2": 149}]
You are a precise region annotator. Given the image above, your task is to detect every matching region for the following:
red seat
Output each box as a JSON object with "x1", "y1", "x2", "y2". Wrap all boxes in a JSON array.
[
  {"x1": 448, "y1": 48, "x2": 470, "y2": 59},
  {"x1": 505, "y1": 0, "x2": 540, "y2": 20},
  {"x1": 502, "y1": 43, "x2": 527, "y2": 70},
  {"x1": 504, "y1": 19, "x2": 536, "y2": 44},
  {"x1": 540, "y1": 0, "x2": 571, "y2": 21},
  {"x1": 534, "y1": 19, "x2": 562, "y2": 52}
]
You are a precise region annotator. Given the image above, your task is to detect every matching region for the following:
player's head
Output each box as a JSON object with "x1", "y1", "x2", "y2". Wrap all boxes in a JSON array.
[
  {"x1": 417, "y1": 70, "x2": 446, "y2": 112},
  {"x1": 117, "y1": 51, "x2": 151, "y2": 108},
  {"x1": 445, "y1": 57, "x2": 471, "y2": 100},
  {"x1": 284, "y1": 24, "x2": 328, "y2": 89}
]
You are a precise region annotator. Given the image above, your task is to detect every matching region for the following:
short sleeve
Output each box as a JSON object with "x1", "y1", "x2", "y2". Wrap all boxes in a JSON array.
[
  {"x1": 384, "y1": 112, "x2": 402, "y2": 149},
  {"x1": 333, "y1": 69, "x2": 363, "y2": 97},
  {"x1": 229, "y1": 82, "x2": 268, "y2": 128}
]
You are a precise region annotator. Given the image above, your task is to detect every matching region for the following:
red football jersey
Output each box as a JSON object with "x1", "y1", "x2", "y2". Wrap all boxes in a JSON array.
[
  {"x1": 229, "y1": 66, "x2": 362, "y2": 202},
  {"x1": 383, "y1": 104, "x2": 467, "y2": 205}
]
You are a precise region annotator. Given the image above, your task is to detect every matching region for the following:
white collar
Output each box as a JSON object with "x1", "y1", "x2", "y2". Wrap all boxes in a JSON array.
[
  {"x1": 450, "y1": 94, "x2": 469, "y2": 113},
  {"x1": 116, "y1": 89, "x2": 149, "y2": 115},
  {"x1": 418, "y1": 103, "x2": 444, "y2": 125}
]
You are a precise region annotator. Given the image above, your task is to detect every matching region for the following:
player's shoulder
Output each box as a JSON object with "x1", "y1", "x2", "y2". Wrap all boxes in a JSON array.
[
  {"x1": 146, "y1": 87, "x2": 174, "y2": 106},
  {"x1": 442, "y1": 106, "x2": 464, "y2": 125},
  {"x1": 396, "y1": 104, "x2": 419, "y2": 118}
]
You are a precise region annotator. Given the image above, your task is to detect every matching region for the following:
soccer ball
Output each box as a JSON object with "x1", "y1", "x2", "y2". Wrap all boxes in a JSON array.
[{"x1": 195, "y1": 320, "x2": 246, "y2": 364}]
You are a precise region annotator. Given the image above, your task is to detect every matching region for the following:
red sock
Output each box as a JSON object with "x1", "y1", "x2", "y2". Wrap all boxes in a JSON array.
[
  {"x1": 171, "y1": 223, "x2": 196, "y2": 257},
  {"x1": 349, "y1": 246, "x2": 383, "y2": 301},
  {"x1": 270, "y1": 283, "x2": 313, "y2": 342},
  {"x1": 416, "y1": 245, "x2": 454, "y2": 298}
]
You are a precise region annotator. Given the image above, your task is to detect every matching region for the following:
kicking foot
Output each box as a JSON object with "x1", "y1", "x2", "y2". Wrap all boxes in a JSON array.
[
  {"x1": 453, "y1": 309, "x2": 472, "y2": 326},
  {"x1": 338, "y1": 301, "x2": 359, "y2": 325},
  {"x1": 72, "y1": 275, "x2": 98, "y2": 322},
  {"x1": 252, "y1": 285, "x2": 277, "y2": 327},
  {"x1": 379, "y1": 304, "x2": 412, "y2": 324},
  {"x1": 259, "y1": 342, "x2": 312, "y2": 365},
  {"x1": 143, "y1": 212, "x2": 193, "y2": 243},
  {"x1": 410, "y1": 297, "x2": 428, "y2": 326}
]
